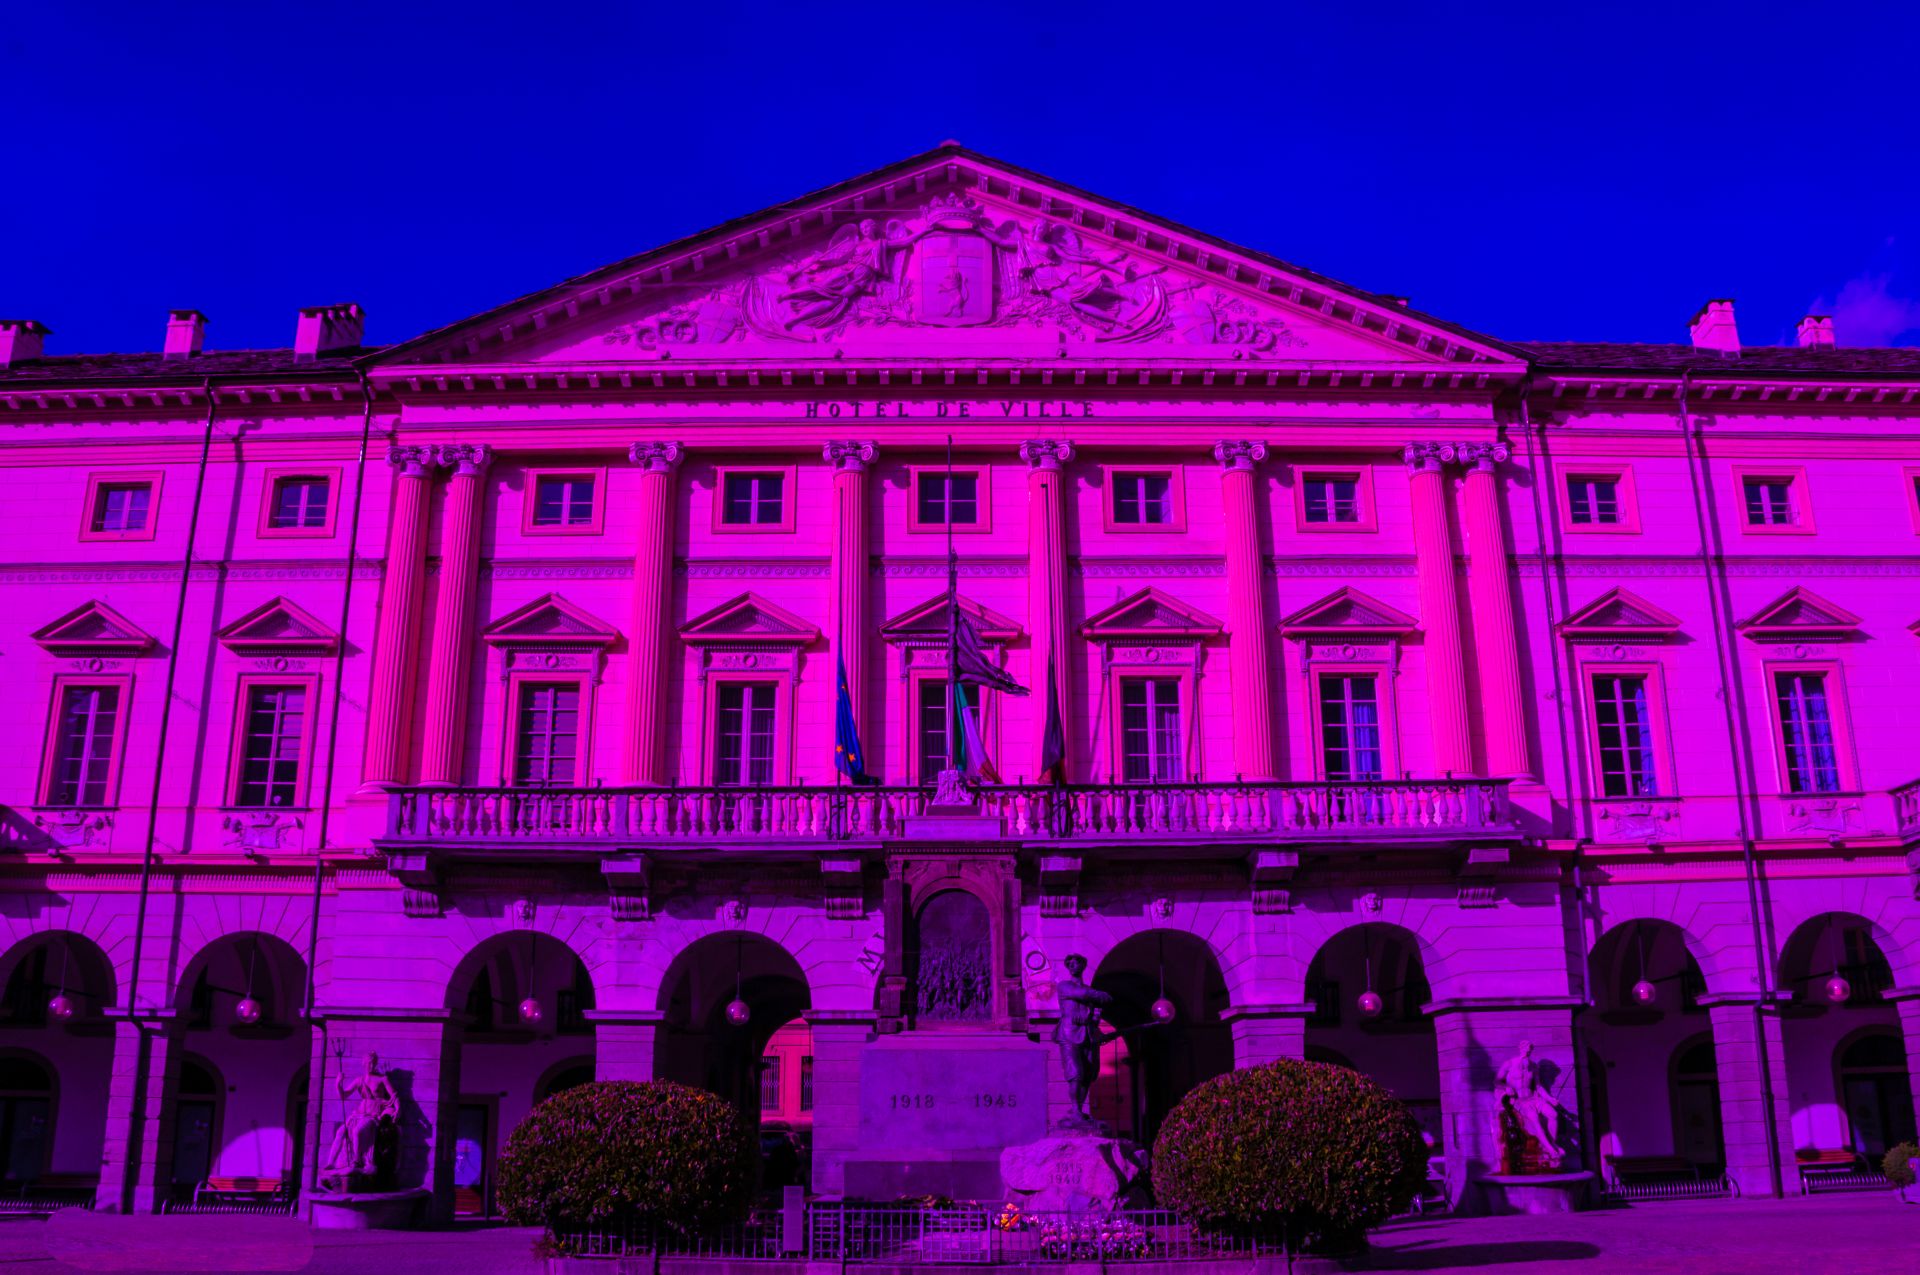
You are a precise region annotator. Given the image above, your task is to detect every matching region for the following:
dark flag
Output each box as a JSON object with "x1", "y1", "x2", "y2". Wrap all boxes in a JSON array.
[
  {"x1": 1039, "y1": 653, "x2": 1067, "y2": 784},
  {"x1": 950, "y1": 606, "x2": 1029, "y2": 697}
]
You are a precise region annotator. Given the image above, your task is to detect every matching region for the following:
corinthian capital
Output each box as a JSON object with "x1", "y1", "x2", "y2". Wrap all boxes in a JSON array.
[
  {"x1": 822, "y1": 440, "x2": 879, "y2": 473},
  {"x1": 628, "y1": 442, "x2": 684, "y2": 474},
  {"x1": 1449, "y1": 441, "x2": 1512, "y2": 474},
  {"x1": 1018, "y1": 439, "x2": 1074, "y2": 471},
  {"x1": 1212, "y1": 440, "x2": 1268, "y2": 472},
  {"x1": 387, "y1": 444, "x2": 440, "y2": 479},
  {"x1": 1403, "y1": 442, "x2": 1449, "y2": 474},
  {"x1": 434, "y1": 443, "x2": 493, "y2": 477}
]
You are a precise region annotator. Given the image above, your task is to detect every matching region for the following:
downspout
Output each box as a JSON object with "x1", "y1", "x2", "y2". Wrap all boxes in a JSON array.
[
  {"x1": 300, "y1": 368, "x2": 379, "y2": 1195},
  {"x1": 1675, "y1": 369, "x2": 1785, "y2": 1198},
  {"x1": 119, "y1": 374, "x2": 220, "y2": 1211}
]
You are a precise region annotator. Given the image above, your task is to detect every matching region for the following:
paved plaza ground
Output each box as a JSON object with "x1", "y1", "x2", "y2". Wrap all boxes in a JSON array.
[{"x1": 0, "y1": 1195, "x2": 1914, "y2": 1274}]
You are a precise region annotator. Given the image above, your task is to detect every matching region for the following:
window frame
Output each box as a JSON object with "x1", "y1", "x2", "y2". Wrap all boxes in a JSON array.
[
  {"x1": 1101, "y1": 465, "x2": 1187, "y2": 534},
  {"x1": 36, "y1": 674, "x2": 133, "y2": 809},
  {"x1": 906, "y1": 464, "x2": 993, "y2": 534},
  {"x1": 256, "y1": 467, "x2": 341, "y2": 539},
  {"x1": 698, "y1": 673, "x2": 794, "y2": 785},
  {"x1": 712, "y1": 465, "x2": 798, "y2": 535},
  {"x1": 501, "y1": 671, "x2": 595, "y2": 789},
  {"x1": 1761, "y1": 659, "x2": 1858, "y2": 795},
  {"x1": 1731, "y1": 465, "x2": 1815, "y2": 536},
  {"x1": 223, "y1": 673, "x2": 320, "y2": 810},
  {"x1": 1580, "y1": 662, "x2": 1676, "y2": 799},
  {"x1": 521, "y1": 467, "x2": 607, "y2": 537},
  {"x1": 79, "y1": 471, "x2": 163, "y2": 543},
  {"x1": 1558, "y1": 466, "x2": 1642, "y2": 535},
  {"x1": 1311, "y1": 668, "x2": 1392, "y2": 782},
  {"x1": 1293, "y1": 466, "x2": 1378, "y2": 534}
]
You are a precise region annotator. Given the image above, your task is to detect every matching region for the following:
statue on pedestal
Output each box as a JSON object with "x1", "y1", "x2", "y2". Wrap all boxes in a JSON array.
[
  {"x1": 321, "y1": 1045, "x2": 401, "y2": 1191},
  {"x1": 1053, "y1": 954, "x2": 1113, "y2": 1127},
  {"x1": 1493, "y1": 1041, "x2": 1567, "y2": 1171}
]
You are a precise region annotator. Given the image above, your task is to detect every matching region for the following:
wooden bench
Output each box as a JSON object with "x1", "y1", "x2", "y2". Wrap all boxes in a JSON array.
[
  {"x1": 1795, "y1": 1148, "x2": 1862, "y2": 1192},
  {"x1": 1605, "y1": 1154, "x2": 1699, "y2": 1186},
  {"x1": 193, "y1": 1175, "x2": 285, "y2": 1207}
]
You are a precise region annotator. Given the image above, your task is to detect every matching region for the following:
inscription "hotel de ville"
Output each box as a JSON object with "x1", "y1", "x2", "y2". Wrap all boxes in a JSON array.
[{"x1": 802, "y1": 400, "x2": 1098, "y2": 418}]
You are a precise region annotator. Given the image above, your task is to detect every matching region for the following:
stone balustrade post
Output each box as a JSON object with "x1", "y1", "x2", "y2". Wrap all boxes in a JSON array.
[
  {"x1": 1019, "y1": 440, "x2": 1074, "y2": 781},
  {"x1": 623, "y1": 443, "x2": 682, "y2": 785},
  {"x1": 417, "y1": 444, "x2": 493, "y2": 787},
  {"x1": 824, "y1": 442, "x2": 878, "y2": 752},
  {"x1": 1215, "y1": 440, "x2": 1275, "y2": 779},
  {"x1": 361, "y1": 445, "x2": 442, "y2": 788},
  {"x1": 1455, "y1": 442, "x2": 1530, "y2": 779},
  {"x1": 1405, "y1": 442, "x2": 1472, "y2": 777}
]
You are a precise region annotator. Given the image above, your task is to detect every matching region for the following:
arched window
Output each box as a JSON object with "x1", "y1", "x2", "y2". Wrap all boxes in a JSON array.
[
  {"x1": 170, "y1": 1059, "x2": 223, "y2": 1194},
  {"x1": 1838, "y1": 1032, "x2": 1917, "y2": 1157}
]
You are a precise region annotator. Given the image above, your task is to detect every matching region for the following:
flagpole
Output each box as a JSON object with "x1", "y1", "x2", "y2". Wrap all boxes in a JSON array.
[{"x1": 945, "y1": 433, "x2": 958, "y2": 784}]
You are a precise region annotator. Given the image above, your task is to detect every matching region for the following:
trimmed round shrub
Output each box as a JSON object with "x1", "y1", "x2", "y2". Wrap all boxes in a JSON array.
[
  {"x1": 1885, "y1": 1141, "x2": 1917, "y2": 1188},
  {"x1": 497, "y1": 1080, "x2": 756, "y2": 1243},
  {"x1": 1152, "y1": 1059, "x2": 1429, "y2": 1252}
]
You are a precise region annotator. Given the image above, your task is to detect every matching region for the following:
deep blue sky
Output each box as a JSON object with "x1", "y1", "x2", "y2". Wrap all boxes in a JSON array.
[{"x1": 6, "y1": 3, "x2": 1919, "y2": 354}]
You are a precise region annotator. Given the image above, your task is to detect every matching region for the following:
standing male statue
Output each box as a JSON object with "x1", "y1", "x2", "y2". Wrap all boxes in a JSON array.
[
  {"x1": 323, "y1": 1044, "x2": 401, "y2": 1188},
  {"x1": 1493, "y1": 1040, "x2": 1567, "y2": 1170},
  {"x1": 1052, "y1": 953, "x2": 1113, "y2": 1126}
]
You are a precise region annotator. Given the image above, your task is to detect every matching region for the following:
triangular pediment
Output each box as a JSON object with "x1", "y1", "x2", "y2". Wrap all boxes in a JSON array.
[
  {"x1": 1278, "y1": 587, "x2": 1418, "y2": 637},
  {"x1": 1557, "y1": 588, "x2": 1684, "y2": 640},
  {"x1": 31, "y1": 600, "x2": 155, "y2": 655},
  {"x1": 1082, "y1": 588, "x2": 1222, "y2": 640},
  {"x1": 679, "y1": 592, "x2": 820, "y2": 646},
  {"x1": 215, "y1": 597, "x2": 338, "y2": 652},
  {"x1": 371, "y1": 146, "x2": 1522, "y2": 375},
  {"x1": 1736, "y1": 587, "x2": 1861, "y2": 640},
  {"x1": 483, "y1": 593, "x2": 619, "y2": 647},
  {"x1": 880, "y1": 590, "x2": 1022, "y2": 644}
]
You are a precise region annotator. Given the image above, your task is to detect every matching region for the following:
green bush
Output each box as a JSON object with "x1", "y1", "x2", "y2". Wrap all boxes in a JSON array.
[
  {"x1": 1151, "y1": 1059, "x2": 1429, "y2": 1253},
  {"x1": 497, "y1": 1080, "x2": 756, "y2": 1244},
  {"x1": 1884, "y1": 1141, "x2": 1917, "y2": 1188}
]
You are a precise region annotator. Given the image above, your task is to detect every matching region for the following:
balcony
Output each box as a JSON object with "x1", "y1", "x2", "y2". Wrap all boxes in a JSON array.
[{"x1": 379, "y1": 778, "x2": 1516, "y2": 858}]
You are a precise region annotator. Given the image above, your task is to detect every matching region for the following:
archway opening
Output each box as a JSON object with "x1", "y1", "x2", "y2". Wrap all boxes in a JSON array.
[
  {"x1": 0, "y1": 933, "x2": 116, "y2": 1199},
  {"x1": 1579, "y1": 919, "x2": 1719, "y2": 1177},
  {"x1": 168, "y1": 932, "x2": 310, "y2": 1203},
  {"x1": 1303, "y1": 925, "x2": 1440, "y2": 1153},
  {"x1": 1090, "y1": 930, "x2": 1231, "y2": 1146},
  {"x1": 654, "y1": 933, "x2": 810, "y2": 1124},
  {"x1": 759, "y1": 1018, "x2": 813, "y2": 1191},
  {"x1": 444, "y1": 932, "x2": 596, "y2": 1218},
  {"x1": 1777, "y1": 914, "x2": 1911, "y2": 1157}
]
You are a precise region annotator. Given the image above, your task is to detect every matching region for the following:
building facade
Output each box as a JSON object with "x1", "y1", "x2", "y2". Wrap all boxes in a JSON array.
[{"x1": 1, "y1": 145, "x2": 1918, "y2": 1216}]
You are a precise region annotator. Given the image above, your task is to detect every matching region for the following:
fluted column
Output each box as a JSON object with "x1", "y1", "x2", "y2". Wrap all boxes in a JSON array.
[
  {"x1": 417, "y1": 444, "x2": 493, "y2": 787},
  {"x1": 623, "y1": 442, "x2": 682, "y2": 785},
  {"x1": 1405, "y1": 442, "x2": 1471, "y2": 777},
  {"x1": 824, "y1": 441, "x2": 878, "y2": 748},
  {"x1": 1456, "y1": 442, "x2": 1529, "y2": 778},
  {"x1": 362, "y1": 444, "x2": 440, "y2": 788},
  {"x1": 1214, "y1": 441, "x2": 1275, "y2": 779},
  {"x1": 1020, "y1": 440, "x2": 1074, "y2": 781}
]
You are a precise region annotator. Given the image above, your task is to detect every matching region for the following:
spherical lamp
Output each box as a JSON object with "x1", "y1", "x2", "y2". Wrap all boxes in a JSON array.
[
  {"x1": 234, "y1": 996, "x2": 263, "y2": 1026},
  {"x1": 1824, "y1": 975, "x2": 1852, "y2": 1004},
  {"x1": 725, "y1": 998, "x2": 752, "y2": 1027},
  {"x1": 1356, "y1": 989, "x2": 1385, "y2": 1019},
  {"x1": 518, "y1": 995, "x2": 544, "y2": 1025},
  {"x1": 1149, "y1": 996, "x2": 1177, "y2": 1025},
  {"x1": 47, "y1": 993, "x2": 75, "y2": 1022},
  {"x1": 1630, "y1": 979, "x2": 1657, "y2": 1006}
]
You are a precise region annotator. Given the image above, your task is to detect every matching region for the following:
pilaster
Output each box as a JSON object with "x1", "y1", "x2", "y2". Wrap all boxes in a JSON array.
[
  {"x1": 1019, "y1": 440, "x2": 1073, "y2": 780},
  {"x1": 417, "y1": 443, "x2": 493, "y2": 787},
  {"x1": 362, "y1": 445, "x2": 441, "y2": 787},
  {"x1": 803, "y1": 1011, "x2": 875, "y2": 1198},
  {"x1": 1703, "y1": 997, "x2": 1792, "y2": 1199},
  {"x1": 1223, "y1": 1001, "x2": 1312, "y2": 1067},
  {"x1": 589, "y1": 1010, "x2": 667, "y2": 1083},
  {"x1": 1405, "y1": 442, "x2": 1471, "y2": 776},
  {"x1": 1214, "y1": 440, "x2": 1275, "y2": 779},
  {"x1": 824, "y1": 441, "x2": 878, "y2": 750},
  {"x1": 623, "y1": 442, "x2": 683, "y2": 785},
  {"x1": 95, "y1": 1011, "x2": 181, "y2": 1213},
  {"x1": 1456, "y1": 442, "x2": 1530, "y2": 779}
]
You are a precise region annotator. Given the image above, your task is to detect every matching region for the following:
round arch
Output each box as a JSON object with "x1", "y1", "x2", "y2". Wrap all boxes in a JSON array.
[
  {"x1": 0, "y1": 936, "x2": 115, "y2": 1191},
  {"x1": 1301, "y1": 922, "x2": 1442, "y2": 1149},
  {"x1": 1587, "y1": 913, "x2": 1729, "y2": 998},
  {"x1": 653, "y1": 931, "x2": 811, "y2": 1123},
  {"x1": 1079, "y1": 919, "x2": 1246, "y2": 1011},
  {"x1": 170, "y1": 930, "x2": 308, "y2": 1023},
  {"x1": 1776, "y1": 912, "x2": 1896, "y2": 1001},
  {"x1": 533, "y1": 1056, "x2": 596, "y2": 1105},
  {"x1": 1089, "y1": 929, "x2": 1232, "y2": 1145},
  {"x1": 0, "y1": 932, "x2": 117, "y2": 1021},
  {"x1": 1774, "y1": 912, "x2": 1905, "y2": 1160},
  {"x1": 1298, "y1": 909, "x2": 1455, "y2": 1004}
]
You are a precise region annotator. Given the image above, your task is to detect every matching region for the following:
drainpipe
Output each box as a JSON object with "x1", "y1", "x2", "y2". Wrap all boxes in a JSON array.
[
  {"x1": 300, "y1": 369, "x2": 379, "y2": 1195},
  {"x1": 119, "y1": 375, "x2": 220, "y2": 1211},
  {"x1": 1675, "y1": 370, "x2": 1785, "y2": 1198}
]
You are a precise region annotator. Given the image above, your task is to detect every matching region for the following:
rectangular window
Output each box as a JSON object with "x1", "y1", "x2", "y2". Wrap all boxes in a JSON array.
[
  {"x1": 267, "y1": 476, "x2": 330, "y2": 529},
  {"x1": 513, "y1": 682, "x2": 580, "y2": 787},
  {"x1": 235, "y1": 684, "x2": 307, "y2": 808},
  {"x1": 1112, "y1": 472, "x2": 1174, "y2": 526},
  {"x1": 1591, "y1": 674, "x2": 1658, "y2": 797},
  {"x1": 92, "y1": 483, "x2": 151, "y2": 534},
  {"x1": 759, "y1": 1054, "x2": 781, "y2": 1112},
  {"x1": 721, "y1": 472, "x2": 785, "y2": 526},
  {"x1": 1318, "y1": 675, "x2": 1383, "y2": 781},
  {"x1": 1744, "y1": 477, "x2": 1795, "y2": 526},
  {"x1": 1120, "y1": 677, "x2": 1182, "y2": 782},
  {"x1": 1775, "y1": 672, "x2": 1841, "y2": 793},
  {"x1": 799, "y1": 1055, "x2": 814, "y2": 1112},
  {"x1": 714, "y1": 682, "x2": 776, "y2": 786},
  {"x1": 916, "y1": 472, "x2": 979, "y2": 526},
  {"x1": 1567, "y1": 477, "x2": 1621, "y2": 526},
  {"x1": 531, "y1": 474, "x2": 596, "y2": 528},
  {"x1": 46, "y1": 683, "x2": 121, "y2": 806},
  {"x1": 1303, "y1": 476, "x2": 1362, "y2": 524}
]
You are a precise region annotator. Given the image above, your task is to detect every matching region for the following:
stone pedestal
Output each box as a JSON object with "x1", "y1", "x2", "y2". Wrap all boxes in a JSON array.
[
  {"x1": 1479, "y1": 1171, "x2": 1594, "y2": 1215},
  {"x1": 843, "y1": 1032, "x2": 1050, "y2": 1201},
  {"x1": 999, "y1": 1128, "x2": 1148, "y2": 1213},
  {"x1": 308, "y1": 1187, "x2": 431, "y2": 1230}
]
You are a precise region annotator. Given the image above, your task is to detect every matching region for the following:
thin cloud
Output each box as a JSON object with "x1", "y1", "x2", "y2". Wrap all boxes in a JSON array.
[{"x1": 1809, "y1": 266, "x2": 1920, "y2": 348}]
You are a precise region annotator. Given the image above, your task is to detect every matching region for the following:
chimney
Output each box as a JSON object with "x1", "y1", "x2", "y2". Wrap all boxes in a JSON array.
[
  {"x1": 294, "y1": 302, "x2": 366, "y2": 361},
  {"x1": 1688, "y1": 299, "x2": 1740, "y2": 354},
  {"x1": 1797, "y1": 315, "x2": 1836, "y2": 348},
  {"x1": 164, "y1": 310, "x2": 207, "y2": 359},
  {"x1": 0, "y1": 319, "x2": 49, "y2": 369}
]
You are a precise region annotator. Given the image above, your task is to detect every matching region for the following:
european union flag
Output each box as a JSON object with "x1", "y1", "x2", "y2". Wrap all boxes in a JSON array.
[{"x1": 834, "y1": 654, "x2": 874, "y2": 784}]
